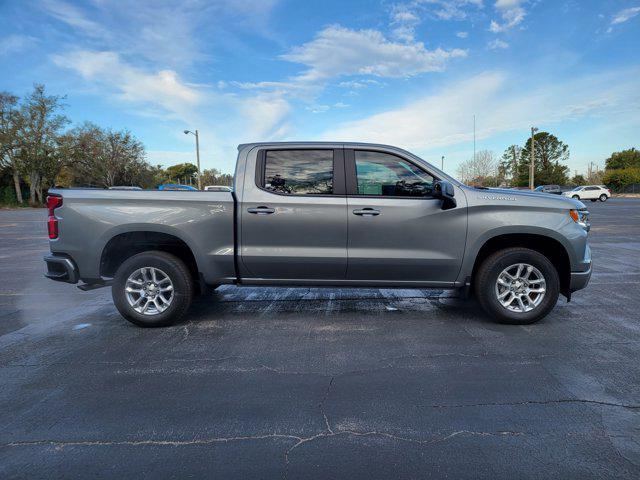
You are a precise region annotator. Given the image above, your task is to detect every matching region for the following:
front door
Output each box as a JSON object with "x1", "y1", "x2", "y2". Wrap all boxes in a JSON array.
[
  {"x1": 240, "y1": 148, "x2": 348, "y2": 280},
  {"x1": 345, "y1": 149, "x2": 467, "y2": 284}
]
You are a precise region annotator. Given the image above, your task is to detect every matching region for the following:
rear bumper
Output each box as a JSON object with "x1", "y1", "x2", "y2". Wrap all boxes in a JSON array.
[{"x1": 44, "y1": 254, "x2": 79, "y2": 284}]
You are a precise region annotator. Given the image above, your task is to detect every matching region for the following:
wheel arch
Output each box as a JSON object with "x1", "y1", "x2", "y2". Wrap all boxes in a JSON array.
[
  {"x1": 99, "y1": 229, "x2": 202, "y2": 291},
  {"x1": 467, "y1": 232, "x2": 572, "y2": 298}
]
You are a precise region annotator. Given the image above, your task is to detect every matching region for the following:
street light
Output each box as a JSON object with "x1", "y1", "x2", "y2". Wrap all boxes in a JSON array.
[
  {"x1": 529, "y1": 126, "x2": 538, "y2": 190},
  {"x1": 183, "y1": 129, "x2": 202, "y2": 190},
  {"x1": 441, "y1": 155, "x2": 445, "y2": 171}
]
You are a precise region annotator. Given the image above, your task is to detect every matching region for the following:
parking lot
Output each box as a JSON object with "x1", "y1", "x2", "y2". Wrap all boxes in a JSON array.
[{"x1": 1, "y1": 198, "x2": 639, "y2": 479}]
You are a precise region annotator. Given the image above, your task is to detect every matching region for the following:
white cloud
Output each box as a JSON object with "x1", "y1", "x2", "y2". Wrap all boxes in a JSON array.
[
  {"x1": 487, "y1": 39, "x2": 509, "y2": 49},
  {"x1": 338, "y1": 79, "x2": 383, "y2": 89},
  {"x1": 611, "y1": 6, "x2": 640, "y2": 25},
  {"x1": 0, "y1": 35, "x2": 37, "y2": 56},
  {"x1": 42, "y1": 0, "x2": 280, "y2": 69},
  {"x1": 281, "y1": 25, "x2": 467, "y2": 83},
  {"x1": 421, "y1": 0, "x2": 484, "y2": 21},
  {"x1": 52, "y1": 50, "x2": 201, "y2": 119},
  {"x1": 456, "y1": 31, "x2": 469, "y2": 38},
  {"x1": 41, "y1": 0, "x2": 110, "y2": 39},
  {"x1": 489, "y1": 0, "x2": 527, "y2": 32},
  {"x1": 238, "y1": 93, "x2": 291, "y2": 139},
  {"x1": 321, "y1": 69, "x2": 640, "y2": 152}
]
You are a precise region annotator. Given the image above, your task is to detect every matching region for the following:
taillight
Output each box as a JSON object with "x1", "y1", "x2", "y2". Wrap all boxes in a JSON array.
[{"x1": 46, "y1": 195, "x2": 63, "y2": 239}]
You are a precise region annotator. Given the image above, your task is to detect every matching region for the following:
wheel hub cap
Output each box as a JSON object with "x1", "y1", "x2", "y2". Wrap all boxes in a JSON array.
[
  {"x1": 125, "y1": 267, "x2": 174, "y2": 315},
  {"x1": 495, "y1": 263, "x2": 546, "y2": 313}
]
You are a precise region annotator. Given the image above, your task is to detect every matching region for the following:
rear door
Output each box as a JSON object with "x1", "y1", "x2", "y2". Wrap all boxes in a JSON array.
[
  {"x1": 583, "y1": 186, "x2": 600, "y2": 199},
  {"x1": 345, "y1": 149, "x2": 467, "y2": 284},
  {"x1": 240, "y1": 147, "x2": 348, "y2": 280}
]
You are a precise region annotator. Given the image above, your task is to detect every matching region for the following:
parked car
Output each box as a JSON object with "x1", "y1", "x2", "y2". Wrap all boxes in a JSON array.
[
  {"x1": 205, "y1": 185, "x2": 233, "y2": 192},
  {"x1": 534, "y1": 185, "x2": 562, "y2": 195},
  {"x1": 158, "y1": 184, "x2": 198, "y2": 191},
  {"x1": 44, "y1": 142, "x2": 592, "y2": 327},
  {"x1": 562, "y1": 185, "x2": 610, "y2": 202}
]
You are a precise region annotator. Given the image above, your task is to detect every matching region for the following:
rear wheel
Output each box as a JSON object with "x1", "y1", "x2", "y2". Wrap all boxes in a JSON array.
[
  {"x1": 599, "y1": 194, "x2": 608, "y2": 202},
  {"x1": 112, "y1": 251, "x2": 194, "y2": 327},
  {"x1": 474, "y1": 248, "x2": 559, "y2": 325}
]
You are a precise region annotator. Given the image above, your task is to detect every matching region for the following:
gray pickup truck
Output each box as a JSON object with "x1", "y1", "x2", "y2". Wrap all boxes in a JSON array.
[{"x1": 44, "y1": 142, "x2": 592, "y2": 327}]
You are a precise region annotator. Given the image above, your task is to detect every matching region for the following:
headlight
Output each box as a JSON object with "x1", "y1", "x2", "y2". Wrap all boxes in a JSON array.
[{"x1": 570, "y1": 209, "x2": 590, "y2": 231}]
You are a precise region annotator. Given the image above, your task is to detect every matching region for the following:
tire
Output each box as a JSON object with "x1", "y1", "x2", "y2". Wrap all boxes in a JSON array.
[
  {"x1": 572, "y1": 195, "x2": 580, "y2": 199},
  {"x1": 474, "y1": 247, "x2": 560, "y2": 325},
  {"x1": 112, "y1": 251, "x2": 194, "y2": 327},
  {"x1": 599, "y1": 194, "x2": 607, "y2": 202}
]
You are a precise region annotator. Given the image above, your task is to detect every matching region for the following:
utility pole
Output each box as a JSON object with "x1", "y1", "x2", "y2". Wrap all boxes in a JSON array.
[
  {"x1": 529, "y1": 127, "x2": 538, "y2": 190},
  {"x1": 441, "y1": 155, "x2": 444, "y2": 170},
  {"x1": 183, "y1": 129, "x2": 202, "y2": 190},
  {"x1": 473, "y1": 115, "x2": 476, "y2": 163}
]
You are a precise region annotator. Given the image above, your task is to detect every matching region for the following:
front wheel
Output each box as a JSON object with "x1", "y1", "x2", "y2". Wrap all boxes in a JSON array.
[
  {"x1": 572, "y1": 195, "x2": 580, "y2": 199},
  {"x1": 112, "y1": 251, "x2": 194, "y2": 327},
  {"x1": 599, "y1": 194, "x2": 608, "y2": 202},
  {"x1": 474, "y1": 247, "x2": 559, "y2": 325}
]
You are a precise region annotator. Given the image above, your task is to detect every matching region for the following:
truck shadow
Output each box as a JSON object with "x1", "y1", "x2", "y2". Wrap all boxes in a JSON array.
[{"x1": 185, "y1": 285, "x2": 493, "y2": 325}]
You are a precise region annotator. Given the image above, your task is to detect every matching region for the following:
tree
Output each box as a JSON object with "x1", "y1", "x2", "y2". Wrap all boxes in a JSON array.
[
  {"x1": 64, "y1": 123, "x2": 147, "y2": 188},
  {"x1": 456, "y1": 150, "x2": 499, "y2": 186},
  {"x1": 515, "y1": 132, "x2": 569, "y2": 187},
  {"x1": 165, "y1": 163, "x2": 197, "y2": 185},
  {"x1": 500, "y1": 145, "x2": 521, "y2": 186},
  {"x1": 0, "y1": 92, "x2": 23, "y2": 203},
  {"x1": 603, "y1": 168, "x2": 640, "y2": 191},
  {"x1": 17, "y1": 85, "x2": 69, "y2": 205},
  {"x1": 570, "y1": 174, "x2": 586, "y2": 185},
  {"x1": 605, "y1": 148, "x2": 640, "y2": 170},
  {"x1": 201, "y1": 168, "x2": 233, "y2": 187}
]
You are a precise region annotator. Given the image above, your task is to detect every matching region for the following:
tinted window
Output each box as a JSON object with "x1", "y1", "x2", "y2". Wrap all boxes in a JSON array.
[
  {"x1": 354, "y1": 151, "x2": 434, "y2": 197},
  {"x1": 585, "y1": 186, "x2": 599, "y2": 191},
  {"x1": 264, "y1": 150, "x2": 333, "y2": 195}
]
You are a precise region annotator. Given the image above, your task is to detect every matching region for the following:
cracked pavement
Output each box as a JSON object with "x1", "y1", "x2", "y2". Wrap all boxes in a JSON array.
[{"x1": 1, "y1": 199, "x2": 640, "y2": 479}]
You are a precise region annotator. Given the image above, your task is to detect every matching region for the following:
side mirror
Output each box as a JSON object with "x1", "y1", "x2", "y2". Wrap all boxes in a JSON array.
[{"x1": 433, "y1": 180, "x2": 457, "y2": 210}]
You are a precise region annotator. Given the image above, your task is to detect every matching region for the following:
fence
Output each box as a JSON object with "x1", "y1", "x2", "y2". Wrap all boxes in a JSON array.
[{"x1": 613, "y1": 183, "x2": 640, "y2": 194}]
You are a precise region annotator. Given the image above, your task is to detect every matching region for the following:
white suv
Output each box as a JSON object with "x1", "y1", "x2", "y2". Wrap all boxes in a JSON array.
[{"x1": 563, "y1": 185, "x2": 611, "y2": 202}]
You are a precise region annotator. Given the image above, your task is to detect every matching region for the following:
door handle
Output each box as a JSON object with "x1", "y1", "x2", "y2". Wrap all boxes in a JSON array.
[
  {"x1": 353, "y1": 208, "x2": 380, "y2": 217},
  {"x1": 247, "y1": 206, "x2": 275, "y2": 215}
]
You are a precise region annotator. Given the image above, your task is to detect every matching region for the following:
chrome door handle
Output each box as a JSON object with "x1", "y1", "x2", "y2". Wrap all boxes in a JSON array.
[
  {"x1": 247, "y1": 206, "x2": 275, "y2": 215},
  {"x1": 353, "y1": 208, "x2": 380, "y2": 216}
]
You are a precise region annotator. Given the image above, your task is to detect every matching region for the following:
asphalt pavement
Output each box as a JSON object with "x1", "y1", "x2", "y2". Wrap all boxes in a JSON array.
[{"x1": 1, "y1": 198, "x2": 639, "y2": 479}]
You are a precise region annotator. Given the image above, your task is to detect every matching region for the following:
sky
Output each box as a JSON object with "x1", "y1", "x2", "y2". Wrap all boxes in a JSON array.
[{"x1": 1, "y1": 0, "x2": 639, "y2": 177}]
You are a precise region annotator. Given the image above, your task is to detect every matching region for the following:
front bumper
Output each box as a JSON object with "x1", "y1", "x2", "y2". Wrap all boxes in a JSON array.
[
  {"x1": 569, "y1": 264, "x2": 592, "y2": 292},
  {"x1": 44, "y1": 254, "x2": 79, "y2": 284}
]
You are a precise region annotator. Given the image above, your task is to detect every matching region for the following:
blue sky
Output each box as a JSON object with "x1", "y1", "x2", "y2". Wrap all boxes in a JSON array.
[{"x1": 1, "y1": 0, "x2": 639, "y2": 176}]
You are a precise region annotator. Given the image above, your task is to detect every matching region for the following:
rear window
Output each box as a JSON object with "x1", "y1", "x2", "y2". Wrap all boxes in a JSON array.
[{"x1": 263, "y1": 150, "x2": 333, "y2": 195}]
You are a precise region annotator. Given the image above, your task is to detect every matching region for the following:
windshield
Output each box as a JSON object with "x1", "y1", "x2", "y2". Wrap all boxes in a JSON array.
[
  {"x1": 534, "y1": 186, "x2": 543, "y2": 191},
  {"x1": 571, "y1": 186, "x2": 582, "y2": 191}
]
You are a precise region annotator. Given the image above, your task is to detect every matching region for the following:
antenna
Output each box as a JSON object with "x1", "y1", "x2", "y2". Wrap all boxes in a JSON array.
[{"x1": 473, "y1": 115, "x2": 476, "y2": 162}]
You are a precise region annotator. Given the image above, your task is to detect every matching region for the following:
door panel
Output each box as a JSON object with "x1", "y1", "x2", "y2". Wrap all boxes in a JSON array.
[
  {"x1": 346, "y1": 196, "x2": 467, "y2": 282},
  {"x1": 240, "y1": 148, "x2": 348, "y2": 280},
  {"x1": 345, "y1": 149, "x2": 467, "y2": 283}
]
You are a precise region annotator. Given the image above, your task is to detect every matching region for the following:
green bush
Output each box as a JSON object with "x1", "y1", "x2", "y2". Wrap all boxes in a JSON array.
[
  {"x1": 603, "y1": 167, "x2": 640, "y2": 191},
  {"x1": 0, "y1": 186, "x2": 18, "y2": 206}
]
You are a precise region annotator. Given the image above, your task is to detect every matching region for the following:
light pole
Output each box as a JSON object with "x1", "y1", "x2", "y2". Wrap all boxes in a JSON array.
[
  {"x1": 183, "y1": 129, "x2": 202, "y2": 190},
  {"x1": 441, "y1": 155, "x2": 444, "y2": 170},
  {"x1": 529, "y1": 127, "x2": 538, "y2": 190}
]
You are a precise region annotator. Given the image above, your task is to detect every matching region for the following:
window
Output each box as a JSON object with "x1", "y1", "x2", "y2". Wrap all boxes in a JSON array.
[
  {"x1": 263, "y1": 150, "x2": 333, "y2": 195},
  {"x1": 585, "y1": 186, "x2": 599, "y2": 191},
  {"x1": 354, "y1": 151, "x2": 434, "y2": 197}
]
